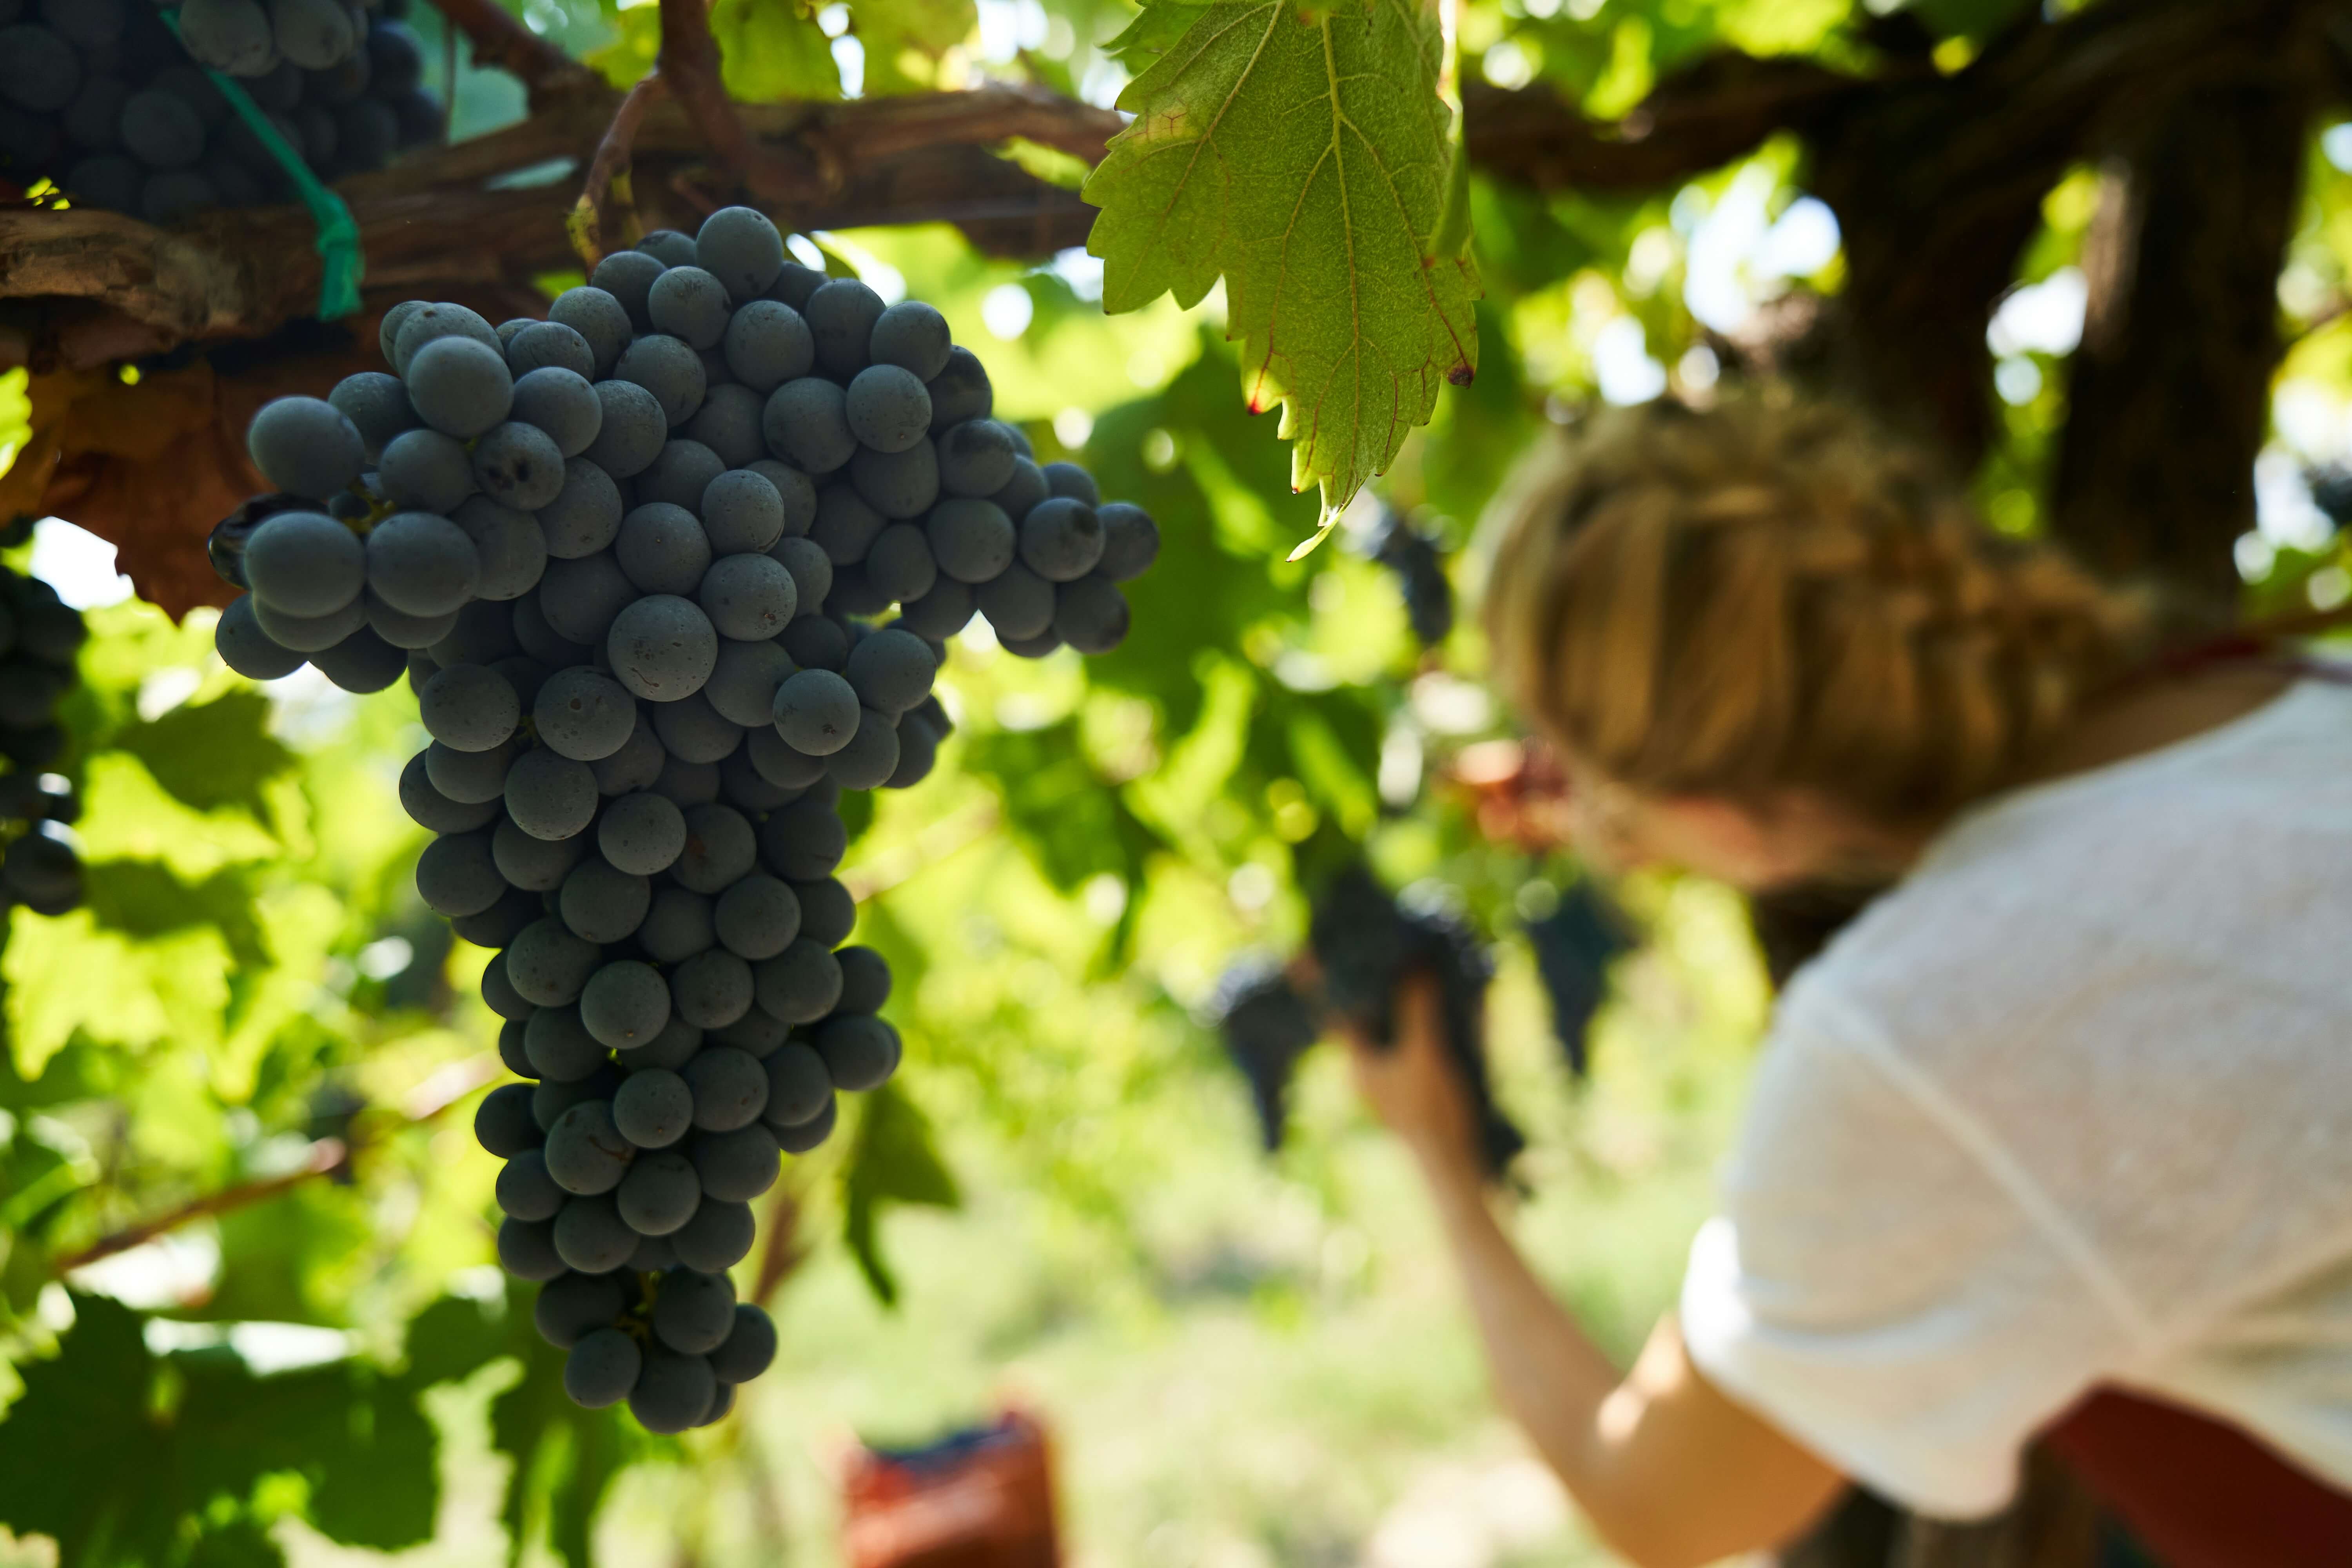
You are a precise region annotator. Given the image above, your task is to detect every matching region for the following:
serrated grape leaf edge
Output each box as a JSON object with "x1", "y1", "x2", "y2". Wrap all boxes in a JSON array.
[{"x1": 1083, "y1": 0, "x2": 1480, "y2": 548}]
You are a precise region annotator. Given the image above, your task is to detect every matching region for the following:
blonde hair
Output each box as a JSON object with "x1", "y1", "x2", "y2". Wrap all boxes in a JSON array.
[{"x1": 1482, "y1": 395, "x2": 2156, "y2": 824}]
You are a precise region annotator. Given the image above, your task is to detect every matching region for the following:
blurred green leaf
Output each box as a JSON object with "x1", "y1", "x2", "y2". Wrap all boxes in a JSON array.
[
  {"x1": 400, "y1": 1292, "x2": 512, "y2": 1389},
  {"x1": 853, "y1": 0, "x2": 977, "y2": 93},
  {"x1": 965, "y1": 720, "x2": 1162, "y2": 893},
  {"x1": 712, "y1": 0, "x2": 843, "y2": 99},
  {"x1": 0, "y1": 1295, "x2": 441, "y2": 1560},
  {"x1": 490, "y1": 1279, "x2": 649, "y2": 1568},
  {"x1": 842, "y1": 1081, "x2": 960, "y2": 1305},
  {"x1": 113, "y1": 690, "x2": 295, "y2": 817},
  {"x1": 82, "y1": 859, "x2": 270, "y2": 969}
]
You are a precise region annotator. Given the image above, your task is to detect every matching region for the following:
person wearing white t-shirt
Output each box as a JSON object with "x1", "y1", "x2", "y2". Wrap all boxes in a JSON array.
[{"x1": 1345, "y1": 395, "x2": 2352, "y2": 1567}]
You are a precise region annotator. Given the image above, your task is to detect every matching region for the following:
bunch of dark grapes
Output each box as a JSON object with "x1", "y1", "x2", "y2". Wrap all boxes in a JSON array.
[
  {"x1": 1211, "y1": 864, "x2": 1523, "y2": 1178},
  {"x1": 1365, "y1": 505, "x2": 1451, "y2": 650},
  {"x1": 0, "y1": 530, "x2": 90, "y2": 921},
  {"x1": 205, "y1": 205, "x2": 1159, "y2": 1432},
  {"x1": 1207, "y1": 955, "x2": 1318, "y2": 1152},
  {"x1": 0, "y1": 0, "x2": 442, "y2": 225},
  {"x1": 1521, "y1": 880, "x2": 1632, "y2": 1078}
]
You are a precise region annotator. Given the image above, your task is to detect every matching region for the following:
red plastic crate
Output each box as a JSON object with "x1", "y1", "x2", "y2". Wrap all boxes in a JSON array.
[{"x1": 841, "y1": 1408, "x2": 1062, "y2": 1568}]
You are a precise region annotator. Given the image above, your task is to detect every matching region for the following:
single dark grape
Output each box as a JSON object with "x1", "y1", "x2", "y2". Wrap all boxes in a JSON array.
[
  {"x1": 552, "y1": 1192, "x2": 638, "y2": 1273},
  {"x1": 760, "y1": 798, "x2": 847, "y2": 882},
  {"x1": 648, "y1": 265, "x2": 732, "y2": 350},
  {"x1": 537, "y1": 552, "x2": 637, "y2": 646},
  {"x1": 804, "y1": 278, "x2": 886, "y2": 381},
  {"x1": 590, "y1": 249, "x2": 665, "y2": 331},
  {"x1": 817, "y1": 1013, "x2": 900, "y2": 1092},
  {"x1": 615, "y1": 333, "x2": 706, "y2": 429},
  {"x1": 1096, "y1": 501, "x2": 1160, "y2": 581},
  {"x1": 560, "y1": 857, "x2": 651, "y2": 945},
  {"x1": 506, "y1": 916, "x2": 601, "y2": 1006},
  {"x1": 670, "y1": 1198, "x2": 754, "y2": 1274},
  {"x1": 638, "y1": 229, "x2": 699, "y2": 268},
  {"x1": 777, "y1": 1093, "x2": 837, "y2": 1154},
  {"x1": 652, "y1": 1267, "x2": 735, "y2": 1354},
  {"x1": 474, "y1": 1081, "x2": 541, "y2": 1157},
  {"x1": 599, "y1": 789, "x2": 686, "y2": 875},
  {"x1": 723, "y1": 299, "x2": 813, "y2": 392},
  {"x1": 606, "y1": 593, "x2": 717, "y2": 702},
  {"x1": 584, "y1": 379, "x2": 668, "y2": 479},
  {"x1": 687, "y1": 383, "x2": 766, "y2": 470},
  {"x1": 616, "y1": 1148, "x2": 701, "y2": 1235},
  {"x1": 1053, "y1": 572, "x2": 1131, "y2": 654},
  {"x1": 976, "y1": 561, "x2": 1055, "y2": 640},
  {"x1": 379, "y1": 428, "x2": 477, "y2": 514},
  {"x1": 696, "y1": 205, "x2": 785, "y2": 299},
  {"x1": 497, "y1": 1216, "x2": 566, "y2": 1281},
  {"x1": 613, "y1": 1066, "x2": 693, "y2": 1149},
  {"x1": 538, "y1": 457, "x2": 625, "y2": 560},
  {"x1": 525, "y1": 1004, "x2": 607, "y2": 1082},
  {"x1": 629, "y1": 1347, "x2": 716, "y2": 1434},
  {"x1": 926, "y1": 345, "x2": 993, "y2": 432},
  {"x1": 762, "y1": 377, "x2": 855, "y2": 474},
  {"x1": 615, "y1": 501, "x2": 714, "y2": 596},
  {"x1": 761, "y1": 1042, "x2": 831, "y2": 1128},
  {"x1": 633, "y1": 439, "x2": 726, "y2": 516},
  {"x1": 582, "y1": 957, "x2": 672, "y2": 1049},
  {"x1": 771, "y1": 668, "x2": 859, "y2": 757},
  {"x1": 545, "y1": 1100, "x2": 635, "y2": 1195},
  {"x1": 650, "y1": 691, "x2": 744, "y2": 766},
  {"x1": 897, "y1": 578, "x2": 976, "y2": 642},
  {"x1": 534, "y1": 1269, "x2": 625, "y2": 1348},
  {"x1": 867, "y1": 299, "x2": 951, "y2": 380},
  {"x1": 497, "y1": 1149, "x2": 564, "y2": 1221},
  {"x1": 834, "y1": 946, "x2": 892, "y2": 1014},
  {"x1": 708, "y1": 1303, "x2": 778, "y2": 1383}
]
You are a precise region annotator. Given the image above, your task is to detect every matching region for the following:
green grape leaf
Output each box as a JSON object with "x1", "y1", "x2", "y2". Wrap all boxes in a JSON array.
[
  {"x1": 710, "y1": 0, "x2": 843, "y2": 100},
  {"x1": 1083, "y1": 0, "x2": 1479, "y2": 540},
  {"x1": 1101, "y1": 2, "x2": 1199, "y2": 70},
  {"x1": 487, "y1": 1278, "x2": 651, "y2": 1568},
  {"x1": 852, "y1": 0, "x2": 977, "y2": 94},
  {"x1": 112, "y1": 689, "x2": 295, "y2": 817},
  {"x1": 0, "y1": 1295, "x2": 442, "y2": 1560},
  {"x1": 399, "y1": 1293, "x2": 512, "y2": 1389},
  {"x1": 964, "y1": 719, "x2": 1162, "y2": 894},
  {"x1": 0, "y1": 1294, "x2": 173, "y2": 1566},
  {"x1": 841, "y1": 1081, "x2": 960, "y2": 1306}
]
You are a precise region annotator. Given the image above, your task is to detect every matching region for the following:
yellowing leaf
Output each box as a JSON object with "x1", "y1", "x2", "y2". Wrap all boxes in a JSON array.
[{"x1": 1083, "y1": 0, "x2": 1479, "y2": 535}]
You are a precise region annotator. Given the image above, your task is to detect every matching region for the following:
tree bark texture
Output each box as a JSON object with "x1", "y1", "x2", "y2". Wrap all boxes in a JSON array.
[
  {"x1": 1467, "y1": 0, "x2": 2341, "y2": 603},
  {"x1": 2050, "y1": 63, "x2": 2319, "y2": 606}
]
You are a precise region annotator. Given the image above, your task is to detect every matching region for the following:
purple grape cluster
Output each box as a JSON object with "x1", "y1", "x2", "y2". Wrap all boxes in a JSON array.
[
  {"x1": 0, "y1": 0, "x2": 442, "y2": 225},
  {"x1": 0, "y1": 537, "x2": 87, "y2": 920},
  {"x1": 204, "y1": 205, "x2": 1158, "y2": 1431}
]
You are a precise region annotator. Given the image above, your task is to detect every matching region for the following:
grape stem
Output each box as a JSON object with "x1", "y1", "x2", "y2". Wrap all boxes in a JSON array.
[
  {"x1": 49, "y1": 1055, "x2": 501, "y2": 1277},
  {"x1": 574, "y1": 73, "x2": 671, "y2": 267},
  {"x1": 655, "y1": 0, "x2": 837, "y2": 209}
]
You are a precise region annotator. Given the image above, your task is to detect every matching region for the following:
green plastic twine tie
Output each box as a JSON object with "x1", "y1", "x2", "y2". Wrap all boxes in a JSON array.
[{"x1": 159, "y1": 10, "x2": 366, "y2": 321}]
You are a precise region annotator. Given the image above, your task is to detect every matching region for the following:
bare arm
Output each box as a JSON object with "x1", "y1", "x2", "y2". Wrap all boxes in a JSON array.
[{"x1": 1351, "y1": 982, "x2": 1846, "y2": 1568}]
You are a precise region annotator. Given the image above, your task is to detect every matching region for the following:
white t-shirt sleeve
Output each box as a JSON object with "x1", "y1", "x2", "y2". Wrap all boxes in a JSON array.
[{"x1": 1678, "y1": 984, "x2": 2153, "y2": 1519}]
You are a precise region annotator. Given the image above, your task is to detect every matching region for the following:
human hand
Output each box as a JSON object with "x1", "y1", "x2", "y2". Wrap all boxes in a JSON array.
[{"x1": 1339, "y1": 974, "x2": 1481, "y2": 1179}]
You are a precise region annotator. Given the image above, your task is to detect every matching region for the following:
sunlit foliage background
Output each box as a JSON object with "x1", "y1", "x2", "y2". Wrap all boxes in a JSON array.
[{"x1": 2, "y1": 0, "x2": 2350, "y2": 1562}]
